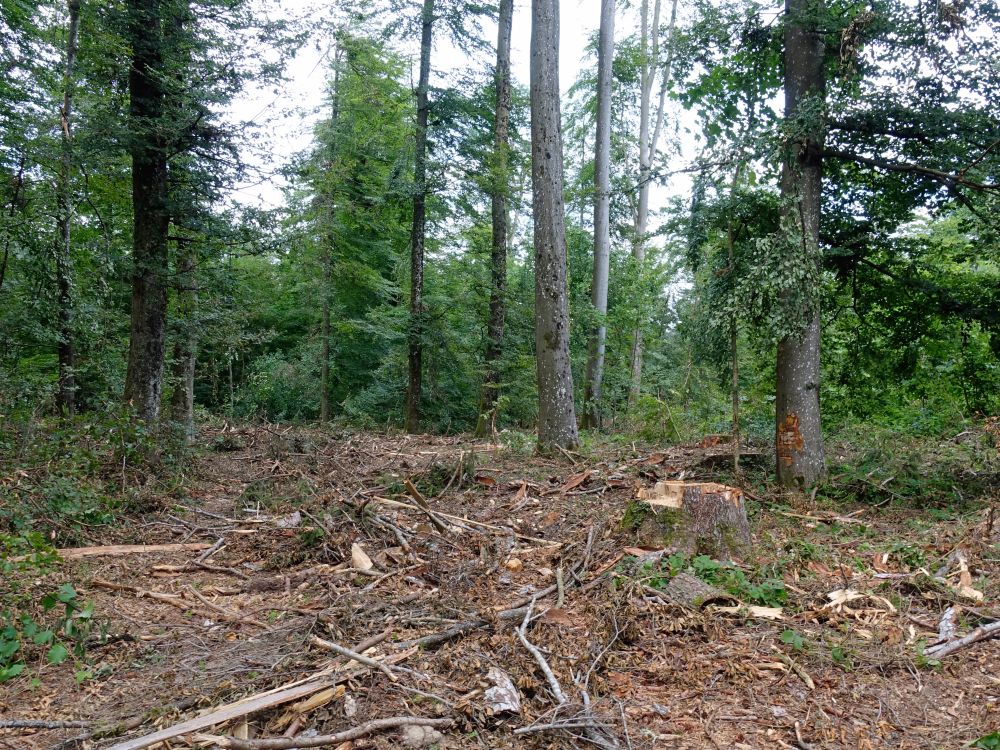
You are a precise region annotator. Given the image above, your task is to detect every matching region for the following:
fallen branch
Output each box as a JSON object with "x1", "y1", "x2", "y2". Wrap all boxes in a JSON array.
[
  {"x1": 772, "y1": 647, "x2": 815, "y2": 690},
  {"x1": 925, "y1": 619, "x2": 1000, "y2": 658},
  {"x1": 308, "y1": 635, "x2": 396, "y2": 682},
  {"x1": 13, "y1": 542, "x2": 210, "y2": 562},
  {"x1": 193, "y1": 716, "x2": 453, "y2": 749},
  {"x1": 404, "y1": 479, "x2": 450, "y2": 533},
  {"x1": 373, "y1": 496, "x2": 559, "y2": 546},
  {"x1": 0, "y1": 719, "x2": 89, "y2": 729},
  {"x1": 517, "y1": 598, "x2": 567, "y2": 705}
]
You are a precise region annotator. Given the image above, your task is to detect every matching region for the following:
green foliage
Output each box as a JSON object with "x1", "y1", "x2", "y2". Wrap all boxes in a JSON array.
[
  {"x1": 0, "y1": 582, "x2": 106, "y2": 683},
  {"x1": 634, "y1": 552, "x2": 787, "y2": 608},
  {"x1": 779, "y1": 628, "x2": 805, "y2": 651},
  {"x1": 974, "y1": 733, "x2": 1000, "y2": 750}
]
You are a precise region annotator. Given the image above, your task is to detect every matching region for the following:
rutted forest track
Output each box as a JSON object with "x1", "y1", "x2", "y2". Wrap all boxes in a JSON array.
[{"x1": 2, "y1": 425, "x2": 998, "y2": 749}]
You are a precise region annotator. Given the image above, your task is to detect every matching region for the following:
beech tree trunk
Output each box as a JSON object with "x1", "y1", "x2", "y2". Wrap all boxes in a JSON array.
[
  {"x1": 124, "y1": 0, "x2": 170, "y2": 423},
  {"x1": 629, "y1": 0, "x2": 678, "y2": 406},
  {"x1": 531, "y1": 0, "x2": 579, "y2": 451},
  {"x1": 776, "y1": 0, "x2": 826, "y2": 488},
  {"x1": 582, "y1": 0, "x2": 614, "y2": 430},
  {"x1": 475, "y1": 0, "x2": 513, "y2": 438},
  {"x1": 55, "y1": 0, "x2": 81, "y2": 417},
  {"x1": 404, "y1": 0, "x2": 435, "y2": 434}
]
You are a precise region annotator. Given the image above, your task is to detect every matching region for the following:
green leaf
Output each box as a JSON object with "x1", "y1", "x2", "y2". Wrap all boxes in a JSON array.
[
  {"x1": 32, "y1": 629, "x2": 54, "y2": 645},
  {"x1": 46, "y1": 643, "x2": 69, "y2": 665},
  {"x1": 974, "y1": 733, "x2": 1000, "y2": 750},
  {"x1": 0, "y1": 663, "x2": 25, "y2": 682},
  {"x1": 0, "y1": 639, "x2": 20, "y2": 659},
  {"x1": 56, "y1": 584, "x2": 78, "y2": 604}
]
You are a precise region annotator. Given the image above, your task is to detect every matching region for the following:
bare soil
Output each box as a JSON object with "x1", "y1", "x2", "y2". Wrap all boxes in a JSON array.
[{"x1": 1, "y1": 425, "x2": 998, "y2": 749}]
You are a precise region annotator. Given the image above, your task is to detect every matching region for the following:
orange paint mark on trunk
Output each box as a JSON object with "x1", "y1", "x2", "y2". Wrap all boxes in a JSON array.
[{"x1": 777, "y1": 413, "x2": 804, "y2": 466}]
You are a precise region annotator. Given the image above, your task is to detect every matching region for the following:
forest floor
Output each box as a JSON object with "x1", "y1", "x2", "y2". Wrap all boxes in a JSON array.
[{"x1": 1, "y1": 423, "x2": 999, "y2": 750}]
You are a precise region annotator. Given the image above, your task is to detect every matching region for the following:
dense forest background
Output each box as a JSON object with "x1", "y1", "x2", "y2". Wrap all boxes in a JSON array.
[{"x1": 1, "y1": 0, "x2": 998, "y2": 461}]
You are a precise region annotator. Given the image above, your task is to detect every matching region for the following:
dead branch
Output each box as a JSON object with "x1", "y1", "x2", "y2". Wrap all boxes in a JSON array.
[
  {"x1": 13, "y1": 542, "x2": 210, "y2": 562},
  {"x1": 0, "y1": 719, "x2": 89, "y2": 729},
  {"x1": 925, "y1": 619, "x2": 1000, "y2": 658},
  {"x1": 308, "y1": 635, "x2": 396, "y2": 681},
  {"x1": 517, "y1": 598, "x2": 567, "y2": 705},
  {"x1": 193, "y1": 716, "x2": 453, "y2": 749}
]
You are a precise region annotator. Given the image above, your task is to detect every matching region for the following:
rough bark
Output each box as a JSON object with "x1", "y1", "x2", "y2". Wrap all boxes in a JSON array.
[
  {"x1": 320, "y1": 59, "x2": 341, "y2": 425},
  {"x1": 404, "y1": 0, "x2": 435, "y2": 434},
  {"x1": 55, "y1": 0, "x2": 81, "y2": 416},
  {"x1": 776, "y1": 0, "x2": 826, "y2": 488},
  {"x1": 629, "y1": 0, "x2": 678, "y2": 406},
  {"x1": 320, "y1": 245, "x2": 331, "y2": 423},
  {"x1": 475, "y1": 0, "x2": 513, "y2": 438},
  {"x1": 630, "y1": 481, "x2": 751, "y2": 560},
  {"x1": 662, "y1": 571, "x2": 735, "y2": 608},
  {"x1": 124, "y1": 0, "x2": 170, "y2": 423},
  {"x1": 168, "y1": 246, "x2": 197, "y2": 440},
  {"x1": 530, "y1": 0, "x2": 579, "y2": 451},
  {"x1": 582, "y1": 0, "x2": 615, "y2": 430}
]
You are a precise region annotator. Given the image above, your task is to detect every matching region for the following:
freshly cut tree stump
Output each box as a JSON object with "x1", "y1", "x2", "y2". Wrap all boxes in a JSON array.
[
  {"x1": 625, "y1": 481, "x2": 751, "y2": 560},
  {"x1": 662, "y1": 572, "x2": 736, "y2": 609}
]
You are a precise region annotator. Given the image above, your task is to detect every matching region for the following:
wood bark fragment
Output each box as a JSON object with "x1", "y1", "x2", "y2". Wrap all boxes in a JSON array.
[{"x1": 661, "y1": 572, "x2": 735, "y2": 609}]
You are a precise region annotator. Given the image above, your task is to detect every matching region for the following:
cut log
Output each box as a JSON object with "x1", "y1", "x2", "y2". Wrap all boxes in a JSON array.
[
  {"x1": 661, "y1": 572, "x2": 736, "y2": 608},
  {"x1": 624, "y1": 481, "x2": 750, "y2": 560},
  {"x1": 11, "y1": 542, "x2": 211, "y2": 562}
]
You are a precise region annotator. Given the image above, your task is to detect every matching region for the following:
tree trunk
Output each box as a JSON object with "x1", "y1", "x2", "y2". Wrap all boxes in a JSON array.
[
  {"x1": 531, "y1": 0, "x2": 579, "y2": 451},
  {"x1": 405, "y1": 0, "x2": 435, "y2": 434},
  {"x1": 319, "y1": 56, "x2": 341, "y2": 425},
  {"x1": 629, "y1": 0, "x2": 678, "y2": 406},
  {"x1": 475, "y1": 0, "x2": 513, "y2": 438},
  {"x1": 776, "y1": 0, "x2": 826, "y2": 488},
  {"x1": 582, "y1": 0, "x2": 615, "y2": 430},
  {"x1": 320, "y1": 243, "x2": 331, "y2": 422},
  {"x1": 168, "y1": 246, "x2": 197, "y2": 440},
  {"x1": 55, "y1": 0, "x2": 81, "y2": 417},
  {"x1": 124, "y1": 0, "x2": 170, "y2": 423}
]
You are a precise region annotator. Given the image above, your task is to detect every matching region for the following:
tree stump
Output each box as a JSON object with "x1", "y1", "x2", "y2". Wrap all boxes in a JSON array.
[{"x1": 624, "y1": 481, "x2": 751, "y2": 560}]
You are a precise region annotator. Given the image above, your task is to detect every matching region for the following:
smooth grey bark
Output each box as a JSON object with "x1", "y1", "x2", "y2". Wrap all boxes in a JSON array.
[
  {"x1": 55, "y1": 0, "x2": 81, "y2": 416},
  {"x1": 168, "y1": 246, "x2": 197, "y2": 440},
  {"x1": 124, "y1": 0, "x2": 170, "y2": 423},
  {"x1": 475, "y1": 0, "x2": 513, "y2": 438},
  {"x1": 531, "y1": 0, "x2": 579, "y2": 451},
  {"x1": 404, "y1": 0, "x2": 435, "y2": 434},
  {"x1": 776, "y1": 0, "x2": 826, "y2": 488},
  {"x1": 629, "y1": 0, "x2": 678, "y2": 406},
  {"x1": 582, "y1": 0, "x2": 614, "y2": 430}
]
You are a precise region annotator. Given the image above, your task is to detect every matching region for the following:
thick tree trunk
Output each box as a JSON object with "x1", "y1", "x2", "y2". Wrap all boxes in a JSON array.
[
  {"x1": 776, "y1": 0, "x2": 826, "y2": 488},
  {"x1": 55, "y1": 0, "x2": 81, "y2": 417},
  {"x1": 531, "y1": 0, "x2": 579, "y2": 451},
  {"x1": 475, "y1": 0, "x2": 513, "y2": 438},
  {"x1": 582, "y1": 0, "x2": 615, "y2": 430},
  {"x1": 405, "y1": 0, "x2": 435, "y2": 434},
  {"x1": 629, "y1": 0, "x2": 678, "y2": 406},
  {"x1": 124, "y1": 0, "x2": 170, "y2": 423},
  {"x1": 168, "y1": 246, "x2": 196, "y2": 440}
]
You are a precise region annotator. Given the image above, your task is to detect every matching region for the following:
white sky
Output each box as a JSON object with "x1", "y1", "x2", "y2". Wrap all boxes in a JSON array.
[{"x1": 229, "y1": 0, "x2": 684, "y2": 212}]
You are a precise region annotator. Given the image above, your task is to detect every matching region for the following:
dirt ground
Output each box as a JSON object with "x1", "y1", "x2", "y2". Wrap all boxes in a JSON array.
[{"x1": 1, "y1": 425, "x2": 998, "y2": 749}]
